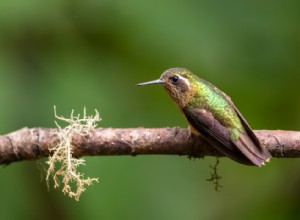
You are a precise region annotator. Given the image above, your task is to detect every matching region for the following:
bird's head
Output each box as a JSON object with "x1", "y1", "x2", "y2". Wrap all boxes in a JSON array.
[{"x1": 137, "y1": 68, "x2": 198, "y2": 107}]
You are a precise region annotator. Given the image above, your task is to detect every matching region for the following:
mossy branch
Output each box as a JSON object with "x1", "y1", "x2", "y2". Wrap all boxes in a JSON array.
[
  {"x1": 0, "y1": 107, "x2": 299, "y2": 200},
  {"x1": 0, "y1": 128, "x2": 300, "y2": 164}
]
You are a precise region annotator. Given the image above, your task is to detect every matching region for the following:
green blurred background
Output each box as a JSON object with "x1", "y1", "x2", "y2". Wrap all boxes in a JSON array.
[{"x1": 1, "y1": 0, "x2": 300, "y2": 219}]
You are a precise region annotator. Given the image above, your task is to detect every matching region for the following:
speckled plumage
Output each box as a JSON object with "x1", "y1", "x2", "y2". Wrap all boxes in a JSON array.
[{"x1": 138, "y1": 68, "x2": 271, "y2": 166}]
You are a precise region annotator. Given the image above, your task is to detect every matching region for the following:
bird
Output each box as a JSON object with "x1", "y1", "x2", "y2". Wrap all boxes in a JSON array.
[{"x1": 137, "y1": 68, "x2": 271, "y2": 166}]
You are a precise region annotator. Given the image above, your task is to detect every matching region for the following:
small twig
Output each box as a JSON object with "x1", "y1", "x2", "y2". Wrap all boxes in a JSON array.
[{"x1": 206, "y1": 157, "x2": 222, "y2": 191}]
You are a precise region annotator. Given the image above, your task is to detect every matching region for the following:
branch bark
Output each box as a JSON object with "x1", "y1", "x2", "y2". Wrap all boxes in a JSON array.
[{"x1": 0, "y1": 127, "x2": 299, "y2": 165}]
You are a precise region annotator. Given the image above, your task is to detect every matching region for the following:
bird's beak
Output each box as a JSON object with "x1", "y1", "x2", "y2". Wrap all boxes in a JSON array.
[{"x1": 136, "y1": 79, "x2": 163, "y2": 86}]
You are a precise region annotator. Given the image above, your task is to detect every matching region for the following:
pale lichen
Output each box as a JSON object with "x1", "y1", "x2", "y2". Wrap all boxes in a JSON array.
[{"x1": 46, "y1": 106, "x2": 100, "y2": 201}]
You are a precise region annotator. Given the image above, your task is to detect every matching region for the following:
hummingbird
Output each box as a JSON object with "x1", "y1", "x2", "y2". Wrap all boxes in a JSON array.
[{"x1": 137, "y1": 68, "x2": 271, "y2": 166}]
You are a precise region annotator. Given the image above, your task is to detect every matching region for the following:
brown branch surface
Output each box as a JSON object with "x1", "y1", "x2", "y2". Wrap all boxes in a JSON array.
[{"x1": 0, "y1": 127, "x2": 299, "y2": 165}]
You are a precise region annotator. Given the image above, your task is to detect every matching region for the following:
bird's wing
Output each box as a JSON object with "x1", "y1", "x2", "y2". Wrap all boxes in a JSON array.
[
  {"x1": 221, "y1": 92, "x2": 271, "y2": 159},
  {"x1": 183, "y1": 106, "x2": 270, "y2": 166},
  {"x1": 183, "y1": 107, "x2": 231, "y2": 148},
  {"x1": 182, "y1": 106, "x2": 244, "y2": 160}
]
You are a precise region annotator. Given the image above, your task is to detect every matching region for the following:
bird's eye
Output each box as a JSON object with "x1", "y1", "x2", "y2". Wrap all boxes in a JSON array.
[{"x1": 171, "y1": 75, "x2": 179, "y2": 83}]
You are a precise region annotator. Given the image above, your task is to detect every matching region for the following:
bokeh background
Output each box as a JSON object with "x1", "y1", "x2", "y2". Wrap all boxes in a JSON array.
[{"x1": 1, "y1": 0, "x2": 300, "y2": 219}]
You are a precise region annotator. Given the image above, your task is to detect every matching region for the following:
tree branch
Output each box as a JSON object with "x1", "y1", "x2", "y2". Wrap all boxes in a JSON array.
[{"x1": 0, "y1": 127, "x2": 299, "y2": 165}]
